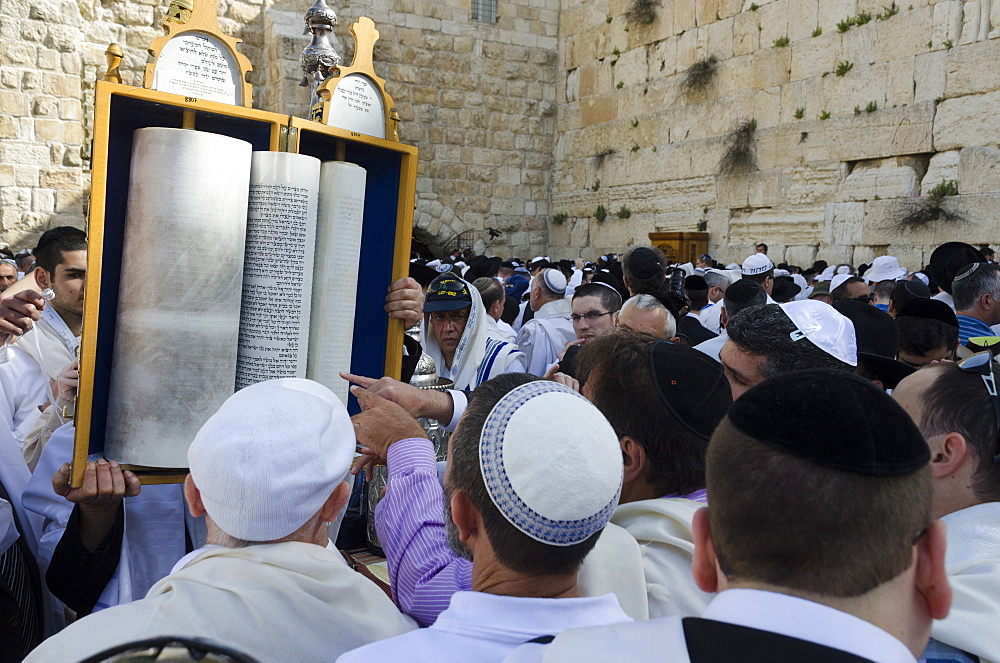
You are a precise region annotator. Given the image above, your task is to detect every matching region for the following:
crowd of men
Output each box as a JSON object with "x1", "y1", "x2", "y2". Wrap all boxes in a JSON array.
[{"x1": 0, "y1": 228, "x2": 997, "y2": 662}]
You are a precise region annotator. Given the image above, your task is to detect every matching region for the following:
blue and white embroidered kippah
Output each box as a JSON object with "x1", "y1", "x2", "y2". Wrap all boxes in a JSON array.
[{"x1": 479, "y1": 380, "x2": 623, "y2": 546}]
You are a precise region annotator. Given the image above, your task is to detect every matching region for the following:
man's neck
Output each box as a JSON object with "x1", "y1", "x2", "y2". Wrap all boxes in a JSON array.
[
  {"x1": 956, "y1": 308, "x2": 989, "y2": 325},
  {"x1": 472, "y1": 563, "x2": 580, "y2": 600},
  {"x1": 619, "y1": 480, "x2": 659, "y2": 504},
  {"x1": 50, "y1": 303, "x2": 82, "y2": 336}
]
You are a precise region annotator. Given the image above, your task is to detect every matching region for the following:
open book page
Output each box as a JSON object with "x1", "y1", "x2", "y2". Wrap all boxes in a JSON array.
[
  {"x1": 105, "y1": 127, "x2": 251, "y2": 467},
  {"x1": 236, "y1": 152, "x2": 321, "y2": 390},
  {"x1": 307, "y1": 161, "x2": 367, "y2": 404}
]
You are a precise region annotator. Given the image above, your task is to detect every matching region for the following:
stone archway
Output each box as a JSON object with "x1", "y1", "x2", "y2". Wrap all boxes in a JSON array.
[{"x1": 411, "y1": 195, "x2": 469, "y2": 256}]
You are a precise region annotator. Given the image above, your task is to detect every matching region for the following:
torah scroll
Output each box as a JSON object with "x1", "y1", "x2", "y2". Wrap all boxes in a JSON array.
[
  {"x1": 105, "y1": 127, "x2": 252, "y2": 467},
  {"x1": 307, "y1": 161, "x2": 367, "y2": 404}
]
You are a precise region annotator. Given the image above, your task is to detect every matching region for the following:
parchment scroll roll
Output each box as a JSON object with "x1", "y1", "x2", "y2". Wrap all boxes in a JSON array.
[{"x1": 105, "y1": 127, "x2": 252, "y2": 467}]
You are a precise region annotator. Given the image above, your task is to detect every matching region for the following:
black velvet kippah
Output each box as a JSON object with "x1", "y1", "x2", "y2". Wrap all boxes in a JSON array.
[
  {"x1": 727, "y1": 368, "x2": 929, "y2": 476},
  {"x1": 648, "y1": 341, "x2": 732, "y2": 440},
  {"x1": 896, "y1": 298, "x2": 959, "y2": 329},
  {"x1": 685, "y1": 275, "x2": 708, "y2": 290},
  {"x1": 724, "y1": 279, "x2": 764, "y2": 306},
  {"x1": 627, "y1": 246, "x2": 666, "y2": 280}
]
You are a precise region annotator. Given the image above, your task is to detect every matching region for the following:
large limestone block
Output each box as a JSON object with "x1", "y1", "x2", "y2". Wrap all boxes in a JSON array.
[
  {"x1": 815, "y1": 243, "x2": 857, "y2": 266},
  {"x1": 960, "y1": 0, "x2": 985, "y2": 45},
  {"x1": 824, "y1": 201, "x2": 865, "y2": 245},
  {"x1": 914, "y1": 51, "x2": 947, "y2": 102},
  {"x1": 615, "y1": 46, "x2": 649, "y2": 88},
  {"x1": 859, "y1": 197, "x2": 969, "y2": 245},
  {"x1": 821, "y1": 62, "x2": 889, "y2": 117},
  {"x1": 787, "y1": 0, "x2": 819, "y2": 41},
  {"x1": 749, "y1": 45, "x2": 791, "y2": 90},
  {"x1": 836, "y1": 157, "x2": 923, "y2": 202},
  {"x1": 958, "y1": 145, "x2": 1000, "y2": 193},
  {"x1": 886, "y1": 58, "x2": 916, "y2": 108},
  {"x1": 933, "y1": 91, "x2": 1000, "y2": 150},
  {"x1": 945, "y1": 38, "x2": 1000, "y2": 97},
  {"x1": 580, "y1": 93, "x2": 618, "y2": 127},
  {"x1": 818, "y1": 0, "x2": 859, "y2": 32},
  {"x1": 716, "y1": 170, "x2": 780, "y2": 208},
  {"x1": 921, "y1": 150, "x2": 960, "y2": 195},
  {"x1": 733, "y1": 10, "x2": 760, "y2": 57},
  {"x1": 784, "y1": 245, "x2": 819, "y2": 267},
  {"x1": 697, "y1": 0, "x2": 719, "y2": 26},
  {"x1": 840, "y1": 22, "x2": 876, "y2": 66},
  {"x1": 783, "y1": 162, "x2": 844, "y2": 205},
  {"x1": 758, "y1": 0, "x2": 790, "y2": 47},
  {"x1": 872, "y1": 6, "x2": 933, "y2": 61},
  {"x1": 675, "y1": 0, "x2": 697, "y2": 32},
  {"x1": 827, "y1": 103, "x2": 935, "y2": 161},
  {"x1": 789, "y1": 32, "x2": 837, "y2": 81},
  {"x1": 702, "y1": 17, "x2": 735, "y2": 61},
  {"x1": 729, "y1": 207, "x2": 825, "y2": 245},
  {"x1": 932, "y1": 1, "x2": 964, "y2": 47},
  {"x1": 718, "y1": 0, "x2": 745, "y2": 19}
]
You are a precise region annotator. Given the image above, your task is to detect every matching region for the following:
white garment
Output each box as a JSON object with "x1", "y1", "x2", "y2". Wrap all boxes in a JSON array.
[
  {"x1": 504, "y1": 589, "x2": 917, "y2": 663},
  {"x1": 576, "y1": 522, "x2": 649, "y2": 621},
  {"x1": 694, "y1": 332, "x2": 727, "y2": 362},
  {"x1": 487, "y1": 316, "x2": 517, "y2": 344},
  {"x1": 699, "y1": 300, "x2": 724, "y2": 334},
  {"x1": 930, "y1": 502, "x2": 1000, "y2": 663},
  {"x1": 22, "y1": 424, "x2": 205, "y2": 610},
  {"x1": 565, "y1": 268, "x2": 583, "y2": 298},
  {"x1": 611, "y1": 498, "x2": 711, "y2": 619},
  {"x1": 27, "y1": 541, "x2": 416, "y2": 663},
  {"x1": 339, "y1": 591, "x2": 628, "y2": 663},
  {"x1": 422, "y1": 279, "x2": 525, "y2": 391},
  {"x1": 515, "y1": 298, "x2": 575, "y2": 376},
  {"x1": 933, "y1": 291, "x2": 956, "y2": 311}
]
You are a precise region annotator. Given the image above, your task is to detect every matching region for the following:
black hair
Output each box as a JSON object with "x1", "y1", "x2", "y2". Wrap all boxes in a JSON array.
[{"x1": 33, "y1": 226, "x2": 86, "y2": 274}]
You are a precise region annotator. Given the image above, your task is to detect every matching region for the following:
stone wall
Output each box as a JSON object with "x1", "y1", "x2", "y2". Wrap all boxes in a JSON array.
[
  {"x1": 549, "y1": 0, "x2": 1000, "y2": 270},
  {"x1": 0, "y1": 0, "x2": 559, "y2": 259}
]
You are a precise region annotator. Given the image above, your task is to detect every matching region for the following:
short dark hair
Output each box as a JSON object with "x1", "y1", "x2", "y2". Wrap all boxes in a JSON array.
[
  {"x1": 33, "y1": 226, "x2": 86, "y2": 274},
  {"x1": 622, "y1": 247, "x2": 667, "y2": 295},
  {"x1": 726, "y1": 304, "x2": 855, "y2": 379},
  {"x1": 707, "y1": 417, "x2": 931, "y2": 597},
  {"x1": 723, "y1": 281, "x2": 767, "y2": 318},
  {"x1": 873, "y1": 279, "x2": 896, "y2": 300},
  {"x1": 952, "y1": 262, "x2": 1000, "y2": 311},
  {"x1": 755, "y1": 243, "x2": 768, "y2": 251},
  {"x1": 920, "y1": 362, "x2": 1000, "y2": 502},
  {"x1": 686, "y1": 286, "x2": 709, "y2": 310},
  {"x1": 472, "y1": 277, "x2": 504, "y2": 312},
  {"x1": 448, "y1": 373, "x2": 603, "y2": 574},
  {"x1": 896, "y1": 317, "x2": 958, "y2": 358},
  {"x1": 831, "y1": 276, "x2": 866, "y2": 301},
  {"x1": 572, "y1": 282, "x2": 622, "y2": 312},
  {"x1": 576, "y1": 332, "x2": 706, "y2": 496}
]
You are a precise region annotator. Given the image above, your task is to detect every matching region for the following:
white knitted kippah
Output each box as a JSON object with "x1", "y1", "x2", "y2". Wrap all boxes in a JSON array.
[
  {"x1": 479, "y1": 381, "x2": 623, "y2": 546},
  {"x1": 188, "y1": 378, "x2": 355, "y2": 541},
  {"x1": 541, "y1": 268, "x2": 568, "y2": 294}
]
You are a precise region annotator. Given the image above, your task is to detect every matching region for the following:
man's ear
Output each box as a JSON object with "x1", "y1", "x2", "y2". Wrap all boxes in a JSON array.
[
  {"x1": 931, "y1": 432, "x2": 969, "y2": 479},
  {"x1": 33, "y1": 266, "x2": 50, "y2": 290},
  {"x1": 318, "y1": 481, "x2": 352, "y2": 523},
  {"x1": 692, "y1": 507, "x2": 721, "y2": 593},
  {"x1": 183, "y1": 474, "x2": 206, "y2": 518},
  {"x1": 720, "y1": 308, "x2": 728, "y2": 329},
  {"x1": 620, "y1": 436, "x2": 649, "y2": 486},
  {"x1": 450, "y1": 489, "x2": 482, "y2": 545},
  {"x1": 612, "y1": 311, "x2": 620, "y2": 326},
  {"x1": 915, "y1": 520, "x2": 952, "y2": 621}
]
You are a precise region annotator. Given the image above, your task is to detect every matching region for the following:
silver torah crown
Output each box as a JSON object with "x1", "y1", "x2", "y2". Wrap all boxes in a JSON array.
[{"x1": 300, "y1": 0, "x2": 342, "y2": 88}]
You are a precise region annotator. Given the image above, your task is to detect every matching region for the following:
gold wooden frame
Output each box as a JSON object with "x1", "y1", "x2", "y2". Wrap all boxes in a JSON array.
[
  {"x1": 316, "y1": 17, "x2": 401, "y2": 141},
  {"x1": 144, "y1": 0, "x2": 253, "y2": 107},
  {"x1": 75, "y1": 81, "x2": 416, "y2": 487}
]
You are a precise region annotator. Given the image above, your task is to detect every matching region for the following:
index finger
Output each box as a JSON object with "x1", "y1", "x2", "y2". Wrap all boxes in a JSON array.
[
  {"x1": 13, "y1": 290, "x2": 46, "y2": 310},
  {"x1": 340, "y1": 372, "x2": 376, "y2": 389},
  {"x1": 388, "y1": 277, "x2": 420, "y2": 292},
  {"x1": 350, "y1": 384, "x2": 388, "y2": 411}
]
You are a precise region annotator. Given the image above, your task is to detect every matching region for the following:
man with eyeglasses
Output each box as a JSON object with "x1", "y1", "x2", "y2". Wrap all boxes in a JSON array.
[
  {"x1": 952, "y1": 262, "x2": 1000, "y2": 345},
  {"x1": 830, "y1": 275, "x2": 873, "y2": 304},
  {"x1": 421, "y1": 274, "x2": 525, "y2": 391},
  {"x1": 551, "y1": 283, "x2": 623, "y2": 379},
  {"x1": 892, "y1": 356, "x2": 1000, "y2": 663}
]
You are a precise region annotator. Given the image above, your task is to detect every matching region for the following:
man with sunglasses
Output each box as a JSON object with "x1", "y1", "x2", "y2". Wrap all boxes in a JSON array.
[
  {"x1": 830, "y1": 275, "x2": 873, "y2": 304},
  {"x1": 892, "y1": 355, "x2": 1000, "y2": 663}
]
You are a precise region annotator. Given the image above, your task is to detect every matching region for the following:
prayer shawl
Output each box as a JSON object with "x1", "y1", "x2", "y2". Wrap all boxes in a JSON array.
[
  {"x1": 577, "y1": 522, "x2": 649, "y2": 620},
  {"x1": 422, "y1": 278, "x2": 525, "y2": 391},
  {"x1": 25, "y1": 542, "x2": 417, "y2": 663},
  {"x1": 515, "y1": 298, "x2": 575, "y2": 377},
  {"x1": 13, "y1": 305, "x2": 78, "y2": 381},
  {"x1": 611, "y1": 498, "x2": 713, "y2": 619},
  {"x1": 931, "y1": 502, "x2": 1000, "y2": 663}
]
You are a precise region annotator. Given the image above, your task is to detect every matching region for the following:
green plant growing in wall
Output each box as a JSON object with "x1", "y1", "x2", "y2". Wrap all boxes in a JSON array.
[
  {"x1": 854, "y1": 105, "x2": 862, "y2": 115},
  {"x1": 819, "y1": 110, "x2": 831, "y2": 120},
  {"x1": 606, "y1": 15, "x2": 613, "y2": 23},
  {"x1": 837, "y1": 16, "x2": 856, "y2": 32},
  {"x1": 697, "y1": 219, "x2": 708, "y2": 231},
  {"x1": 595, "y1": 204, "x2": 608, "y2": 222},
  {"x1": 835, "y1": 60, "x2": 854, "y2": 76},
  {"x1": 800, "y1": 131, "x2": 809, "y2": 142},
  {"x1": 866, "y1": 100, "x2": 878, "y2": 113},
  {"x1": 681, "y1": 55, "x2": 719, "y2": 95},
  {"x1": 625, "y1": 0, "x2": 660, "y2": 25},
  {"x1": 616, "y1": 206, "x2": 632, "y2": 219},
  {"x1": 749, "y1": 3, "x2": 759, "y2": 10},
  {"x1": 876, "y1": 2, "x2": 899, "y2": 20},
  {"x1": 616, "y1": 80, "x2": 624, "y2": 89},
  {"x1": 855, "y1": 11, "x2": 872, "y2": 25},
  {"x1": 812, "y1": 26, "x2": 823, "y2": 37},
  {"x1": 592, "y1": 179, "x2": 601, "y2": 192},
  {"x1": 631, "y1": 118, "x2": 639, "y2": 127},
  {"x1": 630, "y1": 140, "x2": 640, "y2": 153},
  {"x1": 552, "y1": 212, "x2": 568, "y2": 225},
  {"x1": 898, "y1": 180, "x2": 960, "y2": 227},
  {"x1": 773, "y1": 35, "x2": 790, "y2": 47},
  {"x1": 612, "y1": 47, "x2": 621, "y2": 57},
  {"x1": 794, "y1": 107, "x2": 805, "y2": 119},
  {"x1": 718, "y1": 118, "x2": 758, "y2": 176},
  {"x1": 944, "y1": 39, "x2": 954, "y2": 49}
]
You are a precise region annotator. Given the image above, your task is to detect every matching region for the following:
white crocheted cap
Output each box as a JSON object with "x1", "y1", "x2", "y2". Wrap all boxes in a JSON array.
[
  {"x1": 188, "y1": 378, "x2": 355, "y2": 541},
  {"x1": 742, "y1": 253, "x2": 774, "y2": 275},
  {"x1": 479, "y1": 381, "x2": 623, "y2": 546},
  {"x1": 779, "y1": 300, "x2": 858, "y2": 367},
  {"x1": 541, "y1": 267, "x2": 568, "y2": 294}
]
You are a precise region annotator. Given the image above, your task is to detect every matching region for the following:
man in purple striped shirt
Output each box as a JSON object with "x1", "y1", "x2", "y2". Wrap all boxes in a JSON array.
[{"x1": 341, "y1": 375, "x2": 630, "y2": 661}]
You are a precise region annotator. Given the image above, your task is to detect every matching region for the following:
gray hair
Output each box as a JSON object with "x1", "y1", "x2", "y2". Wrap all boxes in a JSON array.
[
  {"x1": 703, "y1": 271, "x2": 730, "y2": 293},
  {"x1": 953, "y1": 262, "x2": 1000, "y2": 312},
  {"x1": 622, "y1": 294, "x2": 677, "y2": 338}
]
